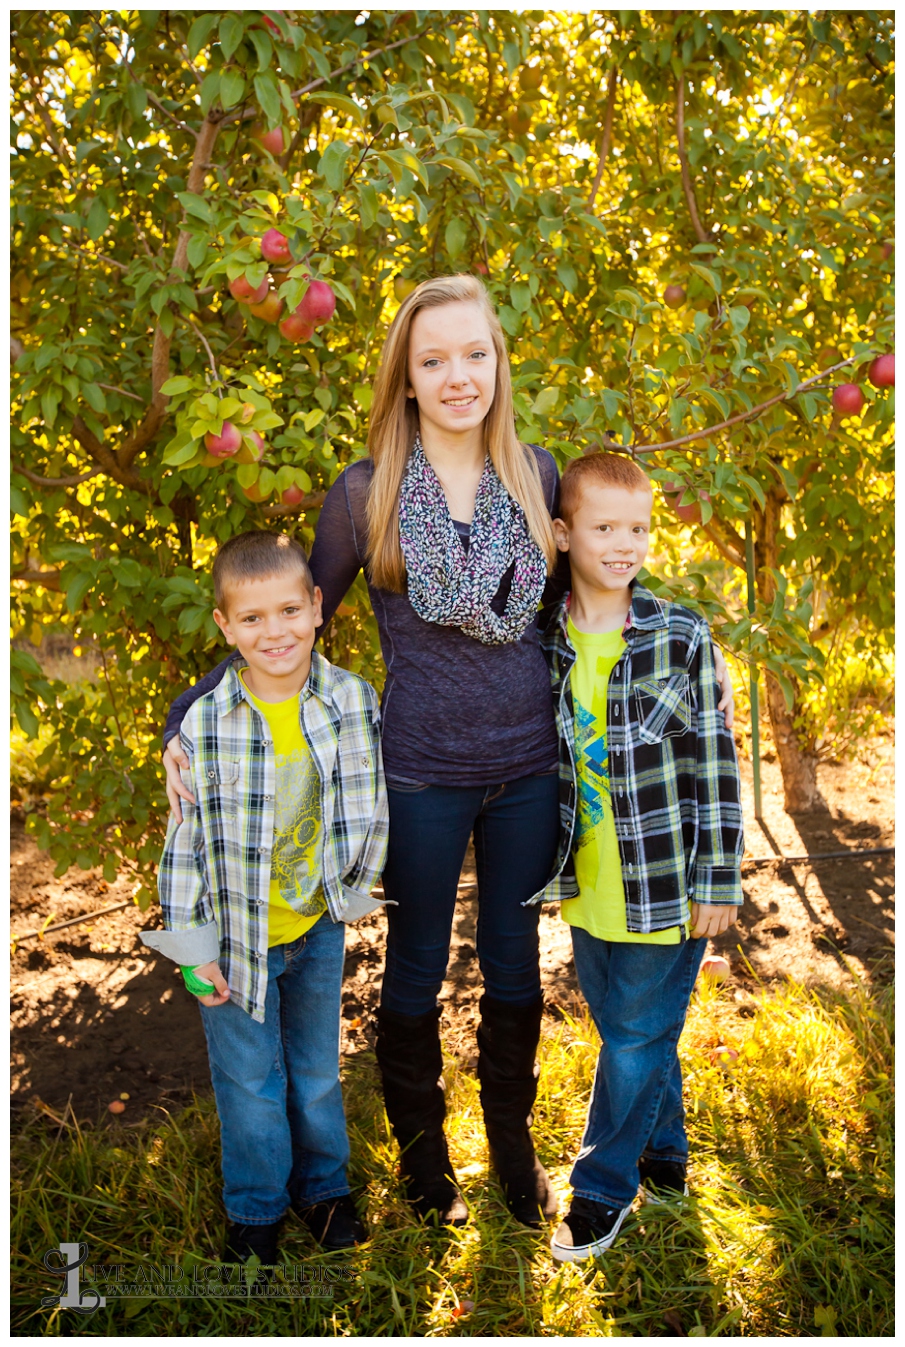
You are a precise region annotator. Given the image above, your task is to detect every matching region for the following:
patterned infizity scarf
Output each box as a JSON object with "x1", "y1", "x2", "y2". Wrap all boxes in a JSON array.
[{"x1": 397, "y1": 435, "x2": 547, "y2": 646}]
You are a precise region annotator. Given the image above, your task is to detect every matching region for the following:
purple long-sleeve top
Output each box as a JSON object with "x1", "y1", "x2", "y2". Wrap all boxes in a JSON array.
[{"x1": 164, "y1": 447, "x2": 566, "y2": 787}]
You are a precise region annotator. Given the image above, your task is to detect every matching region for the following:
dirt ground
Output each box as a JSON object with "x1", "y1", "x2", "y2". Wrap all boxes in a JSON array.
[{"x1": 10, "y1": 740, "x2": 894, "y2": 1130}]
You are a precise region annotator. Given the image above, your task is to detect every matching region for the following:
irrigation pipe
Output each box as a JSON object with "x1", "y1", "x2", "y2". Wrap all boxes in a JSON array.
[
  {"x1": 12, "y1": 900, "x2": 132, "y2": 945},
  {"x1": 743, "y1": 845, "x2": 894, "y2": 867}
]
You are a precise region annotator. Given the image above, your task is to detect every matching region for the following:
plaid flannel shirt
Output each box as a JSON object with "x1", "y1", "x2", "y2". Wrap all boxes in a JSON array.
[
  {"x1": 149, "y1": 652, "x2": 389, "y2": 1022},
  {"x1": 533, "y1": 582, "x2": 744, "y2": 931}
]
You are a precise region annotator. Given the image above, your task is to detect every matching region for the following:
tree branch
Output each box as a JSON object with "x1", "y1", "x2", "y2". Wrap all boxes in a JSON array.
[
  {"x1": 221, "y1": 33, "x2": 429, "y2": 127},
  {"x1": 587, "y1": 67, "x2": 619, "y2": 211},
  {"x1": 701, "y1": 521, "x2": 745, "y2": 569},
  {"x1": 12, "y1": 461, "x2": 105, "y2": 488},
  {"x1": 675, "y1": 73, "x2": 713, "y2": 246},
  {"x1": 261, "y1": 493, "x2": 326, "y2": 519},
  {"x1": 67, "y1": 242, "x2": 129, "y2": 272},
  {"x1": 11, "y1": 568, "x2": 62, "y2": 590},
  {"x1": 71, "y1": 415, "x2": 153, "y2": 494},
  {"x1": 631, "y1": 358, "x2": 861, "y2": 455}
]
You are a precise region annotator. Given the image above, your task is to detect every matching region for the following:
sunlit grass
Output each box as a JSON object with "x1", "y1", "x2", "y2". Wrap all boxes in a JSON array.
[{"x1": 11, "y1": 970, "x2": 892, "y2": 1336}]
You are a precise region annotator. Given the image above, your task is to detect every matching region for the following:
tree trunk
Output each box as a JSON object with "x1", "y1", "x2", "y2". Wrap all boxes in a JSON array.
[
  {"x1": 764, "y1": 672, "x2": 828, "y2": 813},
  {"x1": 755, "y1": 481, "x2": 828, "y2": 814}
]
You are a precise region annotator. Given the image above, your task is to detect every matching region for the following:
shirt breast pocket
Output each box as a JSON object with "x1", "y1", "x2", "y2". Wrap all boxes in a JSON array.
[
  {"x1": 198, "y1": 761, "x2": 240, "y2": 816},
  {"x1": 633, "y1": 675, "x2": 694, "y2": 744}
]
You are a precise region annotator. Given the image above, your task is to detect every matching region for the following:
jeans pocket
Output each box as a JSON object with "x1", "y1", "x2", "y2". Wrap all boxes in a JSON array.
[
  {"x1": 634, "y1": 676, "x2": 694, "y2": 743},
  {"x1": 386, "y1": 774, "x2": 430, "y2": 794}
]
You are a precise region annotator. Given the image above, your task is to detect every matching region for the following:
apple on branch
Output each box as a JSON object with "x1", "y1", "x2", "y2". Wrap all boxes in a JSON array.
[
  {"x1": 248, "y1": 288, "x2": 284, "y2": 323},
  {"x1": 832, "y1": 383, "x2": 865, "y2": 417},
  {"x1": 205, "y1": 422, "x2": 242, "y2": 459},
  {"x1": 260, "y1": 228, "x2": 292, "y2": 264},
  {"x1": 229, "y1": 274, "x2": 269, "y2": 304},
  {"x1": 663, "y1": 284, "x2": 686, "y2": 309},
  {"x1": 280, "y1": 483, "x2": 306, "y2": 507},
  {"x1": 297, "y1": 279, "x2": 336, "y2": 327},
  {"x1": 252, "y1": 124, "x2": 286, "y2": 156},
  {"x1": 279, "y1": 311, "x2": 315, "y2": 342},
  {"x1": 868, "y1": 353, "x2": 894, "y2": 388}
]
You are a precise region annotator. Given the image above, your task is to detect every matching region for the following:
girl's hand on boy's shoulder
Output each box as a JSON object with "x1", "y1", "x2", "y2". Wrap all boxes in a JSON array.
[
  {"x1": 163, "y1": 739, "x2": 195, "y2": 823},
  {"x1": 690, "y1": 903, "x2": 739, "y2": 939},
  {"x1": 191, "y1": 960, "x2": 231, "y2": 1007},
  {"x1": 712, "y1": 647, "x2": 735, "y2": 730}
]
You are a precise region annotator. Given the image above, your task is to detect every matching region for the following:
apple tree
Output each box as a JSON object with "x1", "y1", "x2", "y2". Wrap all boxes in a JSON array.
[{"x1": 11, "y1": 9, "x2": 895, "y2": 904}]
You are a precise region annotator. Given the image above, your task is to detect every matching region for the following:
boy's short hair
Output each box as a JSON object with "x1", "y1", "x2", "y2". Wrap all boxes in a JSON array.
[
  {"x1": 559, "y1": 451, "x2": 652, "y2": 525},
  {"x1": 212, "y1": 531, "x2": 315, "y2": 611}
]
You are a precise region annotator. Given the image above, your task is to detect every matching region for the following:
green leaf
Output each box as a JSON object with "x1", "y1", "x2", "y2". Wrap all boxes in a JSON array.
[
  {"x1": 199, "y1": 70, "x2": 221, "y2": 118},
  {"x1": 64, "y1": 571, "x2": 94, "y2": 614},
  {"x1": 218, "y1": 14, "x2": 245, "y2": 62},
  {"x1": 318, "y1": 140, "x2": 352, "y2": 191},
  {"x1": 253, "y1": 71, "x2": 282, "y2": 127},
  {"x1": 177, "y1": 193, "x2": 212, "y2": 223},
  {"x1": 86, "y1": 197, "x2": 110, "y2": 241},
  {"x1": 186, "y1": 234, "x2": 209, "y2": 270},
  {"x1": 435, "y1": 155, "x2": 483, "y2": 188},
  {"x1": 82, "y1": 382, "x2": 107, "y2": 413},
  {"x1": 531, "y1": 387, "x2": 559, "y2": 416},
  {"x1": 306, "y1": 92, "x2": 365, "y2": 126},
  {"x1": 690, "y1": 263, "x2": 721, "y2": 295},
  {"x1": 445, "y1": 216, "x2": 467, "y2": 258},
  {"x1": 187, "y1": 13, "x2": 219, "y2": 59},
  {"x1": 219, "y1": 69, "x2": 246, "y2": 110},
  {"x1": 359, "y1": 182, "x2": 379, "y2": 230},
  {"x1": 248, "y1": 26, "x2": 273, "y2": 73}
]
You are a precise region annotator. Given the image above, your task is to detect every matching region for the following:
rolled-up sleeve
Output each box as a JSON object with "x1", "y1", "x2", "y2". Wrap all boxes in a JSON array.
[{"x1": 690, "y1": 625, "x2": 744, "y2": 906}]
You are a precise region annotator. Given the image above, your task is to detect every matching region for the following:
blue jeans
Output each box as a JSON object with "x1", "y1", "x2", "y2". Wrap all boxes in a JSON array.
[
  {"x1": 569, "y1": 926, "x2": 707, "y2": 1208},
  {"x1": 199, "y1": 914, "x2": 350, "y2": 1225},
  {"x1": 380, "y1": 771, "x2": 560, "y2": 1015}
]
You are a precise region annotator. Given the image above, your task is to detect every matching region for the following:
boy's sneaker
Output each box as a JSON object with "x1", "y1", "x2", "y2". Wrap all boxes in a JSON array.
[
  {"x1": 638, "y1": 1156, "x2": 689, "y2": 1205},
  {"x1": 295, "y1": 1194, "x2": 367, "y2": 1250},
  {"x1": 550, "y1": 1197, "x2": 632, "y2": 1263},
  {"x1": 223, "y1": 1219, "x2": 281, "y2": 1265}
]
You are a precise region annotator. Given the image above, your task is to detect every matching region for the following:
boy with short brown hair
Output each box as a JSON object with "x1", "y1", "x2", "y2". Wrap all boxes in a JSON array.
[{"x1": 540, "y1": 454, "x2": 744, "y2": 1262}]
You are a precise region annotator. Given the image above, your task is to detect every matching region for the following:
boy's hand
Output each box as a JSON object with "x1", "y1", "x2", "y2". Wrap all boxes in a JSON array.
[
  {"x1": 163, "y1": 739, "x2": 195, "y2": 823},
  {"x1": 690, "y1": 903, "x2": 739, "y2": 940},
  {"x1": 192, "y1": 961, "x2": 231, "y2": 1007},
  {"x1": 712, "y1": 647, "x2": 735, "y2": 730}
]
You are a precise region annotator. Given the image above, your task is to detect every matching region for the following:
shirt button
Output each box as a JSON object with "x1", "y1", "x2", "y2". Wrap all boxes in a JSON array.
[
  {"x1": 361, "y1": 756, "x2": 369, "y2": 766},
  {"x1": 207, "y1": 770, "x2": 216, "y2": 779},
  {"x1": 258, "y1": 847, "x2": 269, "y2": 855},
  {"x1": 264, "y1": 794, "x2": 273, "y2": 801},
  {"x1": 614, "y1": 706, "x2": 620, "y2": 716}
]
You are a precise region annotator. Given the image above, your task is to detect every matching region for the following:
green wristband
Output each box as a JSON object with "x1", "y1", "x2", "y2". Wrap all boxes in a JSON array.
[{"x1": 182, "y1": 965, "x2": 215, "y2": 996}]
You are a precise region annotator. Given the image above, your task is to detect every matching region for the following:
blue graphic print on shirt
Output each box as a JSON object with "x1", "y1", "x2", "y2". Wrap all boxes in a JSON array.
[{"x1": 574, "y1": 700, "x2": 610, "y2": 850}]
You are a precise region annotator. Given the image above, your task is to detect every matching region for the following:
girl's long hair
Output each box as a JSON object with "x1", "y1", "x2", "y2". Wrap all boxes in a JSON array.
[{"x1": 365, "y1": 274, "x2": 557, "y2": 592}]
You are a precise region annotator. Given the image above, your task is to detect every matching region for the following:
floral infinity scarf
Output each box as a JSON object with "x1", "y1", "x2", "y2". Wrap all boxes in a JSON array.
[{"x1": 397, "y1": 435, "x2": 547, "y2": 646}]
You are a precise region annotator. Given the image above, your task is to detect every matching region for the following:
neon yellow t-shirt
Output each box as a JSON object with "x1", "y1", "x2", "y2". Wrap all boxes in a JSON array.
[
  {"x1": 240, "y1": 671, "x2": 326, "y2": 947},
  {"x1": 560, "y1": 618, "x2": 684, "y2": 944}
]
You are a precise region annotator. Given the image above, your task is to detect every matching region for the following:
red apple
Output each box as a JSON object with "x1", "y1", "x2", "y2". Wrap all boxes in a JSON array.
[
  {"x1": 868, "y1": 353, "x2": 894, "y2": 388},
  {"x1": 832, "y1": 383, "x2": 865, "y2": 416},
  {"x1": 709, "y1": 1045, "x2": 739, "y2": 1067},
  {"x1": 253, "y1": 126, "x2": 284, "y2": 156},
  {"x1": 229, "y1": 274, "x2": 270, "y2": 304},
  {"x1": 260, "y1": 228, "x2": 292, "y2": 263},
  {"x1": 261, "y1": 11, "x2": 283, "y2": 35},
  {"x1": 248, "y1": 291, "x2": 284, "y2": 323},
  {"x1": 475, "y1": 262, "x2": 489, "y2": 276},
  {"x1": 701, "y1": 955, "x2": 731, "y2": 984},
  {"x1": 881, "y1": 242, "x2": 893, "y2": 261},
  {"x1": 662, "y1": 480, "x2": 702, "y2": 525},
  {"x1": 280, "y1": 484, "x2": 306, "y2": 507},
  {"x1": 205, "y1": 422, "x2": 242, "y2": 458},
  {"x1": 235, "y1": 431, "x2": 266, "y2": 464},
  {"x1": 297, "y1": 279, "x2": 336, "y2": 327},
  {"x1": 279, "y1": 311, "x2": 315, "y2": 342},
  {"x1": 663, "y1": 284, "x2": 686, "y2": 309}
]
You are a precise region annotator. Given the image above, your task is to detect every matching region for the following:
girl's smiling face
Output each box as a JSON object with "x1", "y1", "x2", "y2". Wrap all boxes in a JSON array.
[{"x1": 406, "y1": 301, "x2": 498, "y2": 443}]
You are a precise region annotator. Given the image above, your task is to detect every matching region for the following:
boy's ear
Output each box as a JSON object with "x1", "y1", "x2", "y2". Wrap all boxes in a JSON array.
[
  {"x1": 212, "y1": 608, "x2": 236, "y2": 645},
  {"x1": 311, "y1": 585, "x2": 324, "y2": 626},
  {"x1": 552, "y1": 517, "x2": 571, "y2": 553}
]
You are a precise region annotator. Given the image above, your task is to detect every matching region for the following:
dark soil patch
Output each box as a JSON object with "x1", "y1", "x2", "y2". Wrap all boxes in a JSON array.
[{"x1": 11, "y1": 740, "x2": 893, "y2": 1130}]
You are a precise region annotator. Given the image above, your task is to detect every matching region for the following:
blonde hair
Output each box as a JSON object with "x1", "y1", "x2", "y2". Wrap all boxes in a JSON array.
[
  {"x1": 559, "y1": 452, "x2": 652, "y2": 525},
  {"x1": 365, "y1": 274, "x2": 558, "y2": 592}
]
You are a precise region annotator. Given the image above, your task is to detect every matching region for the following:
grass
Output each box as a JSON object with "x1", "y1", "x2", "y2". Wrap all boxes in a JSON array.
[{"x1": 11, "y1": 968, "x2": 893, "y2": 1337}]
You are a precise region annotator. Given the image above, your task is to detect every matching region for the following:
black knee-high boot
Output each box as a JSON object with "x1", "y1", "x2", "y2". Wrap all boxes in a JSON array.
[
  {"x1": 375, "y1": 1005, "x2": 468, "y2": 1226},
  {"x1": 477, "y1": 993, "x2": 558, "y2": 1227}
]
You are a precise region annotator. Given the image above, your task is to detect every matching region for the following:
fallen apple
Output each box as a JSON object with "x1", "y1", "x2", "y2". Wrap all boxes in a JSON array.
[
  {"x1": 710, "y1": 1045, "x2": 739, "y2": 1067},
  {"x1": 108, "y1": 1099, "x2": 126, "y2": 1115},
  {"x1": 701, "y1": 955, "x2": 731, "y2": 983}
]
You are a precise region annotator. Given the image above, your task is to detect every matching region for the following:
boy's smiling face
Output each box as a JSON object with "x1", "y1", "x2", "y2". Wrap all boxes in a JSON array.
[
  {"x1": 554, "y1": 482, "x2": 653, "y2": 595},
  {"x1": 213, "y1": 572, "x2": 323, "y2": 700}
]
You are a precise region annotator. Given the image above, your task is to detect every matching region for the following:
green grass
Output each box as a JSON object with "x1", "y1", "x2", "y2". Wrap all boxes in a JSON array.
[{"x1": 11, "y1": 969, "x2": 893, "y2": 1337}]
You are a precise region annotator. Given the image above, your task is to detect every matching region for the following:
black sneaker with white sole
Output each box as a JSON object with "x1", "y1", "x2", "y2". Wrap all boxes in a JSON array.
[
  {"x1": 550, "y1": 1196, "x2": 633, "y2": 1263},
  {"x1": 638, "y1": 1156, "x2": 688, "y2": 1204}
]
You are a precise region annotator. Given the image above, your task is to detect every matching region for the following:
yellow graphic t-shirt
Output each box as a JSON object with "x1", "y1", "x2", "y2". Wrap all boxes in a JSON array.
[
  {"x1": 240, "y1": 671, "x2": 326, "y2": 947},
  {"x1": 560, "y1": 619, "x2": 684, "y2": 944}
]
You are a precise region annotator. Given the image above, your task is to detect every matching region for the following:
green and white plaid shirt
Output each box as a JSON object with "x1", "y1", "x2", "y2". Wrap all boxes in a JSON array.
[
  {"x1": 147, "y1": 652, "x2": 389, "y2": 1022},
  {"x1": 533, "y1": 583, "x2": 744, "y2": 930}
]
